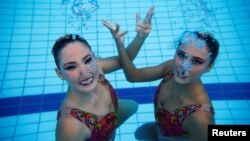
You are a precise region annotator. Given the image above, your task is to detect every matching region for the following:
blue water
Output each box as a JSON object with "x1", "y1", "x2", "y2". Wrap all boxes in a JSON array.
[{"x1": 0, "y1": 0, "x2": 250, "y2": 140}]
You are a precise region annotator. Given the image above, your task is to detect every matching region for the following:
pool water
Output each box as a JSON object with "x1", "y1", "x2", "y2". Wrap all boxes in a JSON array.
[{"x1": 0, "y1": 0, "x2": 250, "y2": 140}]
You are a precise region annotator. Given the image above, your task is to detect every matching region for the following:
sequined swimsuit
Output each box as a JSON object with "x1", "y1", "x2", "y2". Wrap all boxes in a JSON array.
[
  {"x1": 57, "y1": 74, "x2": 118, "y2": 141},
  {"x1": 154, "y1": 72, "x2": 214, "y2": 136}
]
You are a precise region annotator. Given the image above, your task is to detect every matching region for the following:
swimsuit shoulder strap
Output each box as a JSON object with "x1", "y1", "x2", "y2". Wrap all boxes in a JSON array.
[
  {"x1": 177, "y1": 104, "x2": 214, "y2": 123},
  {"x1": 58, "y1": 107, "x2": 99, "y2": 130},
  {"x1": 98, "y1": 74, "x2": 118, "y2": 111}
]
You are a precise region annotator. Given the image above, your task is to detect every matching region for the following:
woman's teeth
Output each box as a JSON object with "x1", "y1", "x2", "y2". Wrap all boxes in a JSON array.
[{"x1": 80, "y1": 77, "x2": 93, "y2": 85}]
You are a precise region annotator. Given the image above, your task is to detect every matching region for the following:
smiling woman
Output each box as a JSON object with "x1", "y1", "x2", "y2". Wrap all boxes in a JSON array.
[
  {"x1": 51, "y1": 6, "x2": 155, "y2": 141},
  {"x1": 52, "y1": 33, "x2": 138, "y2": 141}
]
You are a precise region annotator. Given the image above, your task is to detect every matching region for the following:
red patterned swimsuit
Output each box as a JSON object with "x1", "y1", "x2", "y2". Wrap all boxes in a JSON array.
[
  {"x1": 154, "y1": 72, "x2": 214, "y2": 136},
  {"x1": 57, "y1": 74, "x2": 118, "y2": 141}
]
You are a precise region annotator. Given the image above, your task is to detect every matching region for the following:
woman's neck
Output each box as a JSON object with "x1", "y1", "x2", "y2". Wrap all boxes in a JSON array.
[
  {"x1": 64, "y1": 87, "x2": 98, "y2": 108},
  {"x1": 173, "y1": 79, "x2": 202, "y2": 95}
]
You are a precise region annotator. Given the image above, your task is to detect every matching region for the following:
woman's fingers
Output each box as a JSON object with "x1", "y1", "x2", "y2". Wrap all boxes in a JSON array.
[
  {"x1": 102, "y1": 19, "x2": 115, "y2": 32},
  {"x1": 135, "y1": 6, "x2": 154, "y2": 36},
  {"x1": 119, "y1": 30, "x2": 128, "y2": 38},
  {"x1": 144, "y1": 6, "x2": 155, "y2": 23},
  {"x1": 102, "y1": 19, "x2": 127, "y2": 41},
  {"x1": 136, "y1": 12, "x2": 140, "y2": 25},
  {"x1": 114, "y1": 24, "x2": 119, "y2": 34},
  {"x1": 137, "y1": 22, "x2": 151, "y2": 29}
]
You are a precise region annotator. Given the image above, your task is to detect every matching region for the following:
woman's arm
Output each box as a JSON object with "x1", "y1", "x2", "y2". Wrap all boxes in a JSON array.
[
  {"x1": 100, "y1": 6, "x2": 155, "y2": 74},
  {"x1": 113, "y1": 29, "x2": 172, "y2": 82},
  {"x1": 104, "y1": 7, "x2": 173, "y2": 82},
  {"x1": 56, "y1": 118, "x2": 90, "y2": 141},
  {"x1": 184, "y1": 111, "x2": 214, "y2": 141}
]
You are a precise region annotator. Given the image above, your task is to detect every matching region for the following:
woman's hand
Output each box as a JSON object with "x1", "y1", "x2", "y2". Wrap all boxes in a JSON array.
[
  {"x1": 102, "y1": 19, "x2": 128, "y2": 47},
  {"x1": 136, "y1": 6, "x2": 154, "y2": 38}
]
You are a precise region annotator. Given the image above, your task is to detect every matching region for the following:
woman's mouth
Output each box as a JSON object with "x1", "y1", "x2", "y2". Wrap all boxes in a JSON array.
[
  {"x1": 79, "y1": 77, "x2": 94, "y2": 86},
  {"x1": 177, "y1": 71, "x2": 188, "y2": 79}
]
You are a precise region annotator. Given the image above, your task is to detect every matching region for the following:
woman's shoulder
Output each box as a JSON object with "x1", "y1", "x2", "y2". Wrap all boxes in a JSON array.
[
  {"x1": 182, "y1": 103, "x2": 215, "y2": 130},
  {"x1": 183, "y1": 111, "x2": 213, "y2": 141},
  {"x1": 192, "y1": 93, "x2": 211, "y2": 104},
  {"x1": 188, "y1": 81, "x2": 211, "y2": 102},
  {"x1": 183, "y1": 86, "x2": 214, "y2": 122}
]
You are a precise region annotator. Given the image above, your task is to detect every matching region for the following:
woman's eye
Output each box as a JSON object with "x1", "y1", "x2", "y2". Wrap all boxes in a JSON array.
[
  {"x1": 178, "y1": 52, "x2": 185, "y2": 59},
  {"x1": 192, "y1": 59, "x2": 203, "y2": 65},
  {"x1": 64, "y1": 65, "x2": 76, "y2": 70},
  {"x1": 85, "y1": 57, "x2": 92, "y2": 64}
]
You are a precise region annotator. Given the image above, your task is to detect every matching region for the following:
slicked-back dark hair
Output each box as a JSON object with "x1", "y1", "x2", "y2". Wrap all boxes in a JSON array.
[{"x1": 52, "y1": 34, "x2": 92, "y2": 68}]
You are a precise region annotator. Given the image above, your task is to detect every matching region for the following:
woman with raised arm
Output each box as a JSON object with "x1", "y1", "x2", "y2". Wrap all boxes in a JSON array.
[
  {"x1": 106, "y1": 20, "x2": 219, "y2": 140},
  {"x1": 53, "y1": 6, "x2": 154, "y2": 141}
]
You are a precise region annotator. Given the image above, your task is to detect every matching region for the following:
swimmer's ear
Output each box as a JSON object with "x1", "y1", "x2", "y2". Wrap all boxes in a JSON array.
[{"x1": 55, "y1": 68, "x2": 64, "y2": 80}]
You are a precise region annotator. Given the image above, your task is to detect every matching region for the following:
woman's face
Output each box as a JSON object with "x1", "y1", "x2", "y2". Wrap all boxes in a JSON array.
[
  {"x1": 173, "y1": 41, "x2": 211, "y2": 84},
  {"x1": 56, "y1": 41, "x2": 99, "y2": 93}
]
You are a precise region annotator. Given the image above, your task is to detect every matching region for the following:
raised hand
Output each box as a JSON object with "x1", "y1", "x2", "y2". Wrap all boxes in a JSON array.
[
  {"x1": 102, "y1": 19, "x2": 128, "y2": 45},
  {"x1": 136, "y1": 6, "x2": 155, "y2": 38}
]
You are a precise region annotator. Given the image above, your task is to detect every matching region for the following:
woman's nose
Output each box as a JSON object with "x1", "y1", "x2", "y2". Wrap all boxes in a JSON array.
[
  {"x1": 79, "y1": 65, "x2": 87, "y2": 75},
  {"x1": 181, "y1": 60, "x2": 192, "y2": 72}
]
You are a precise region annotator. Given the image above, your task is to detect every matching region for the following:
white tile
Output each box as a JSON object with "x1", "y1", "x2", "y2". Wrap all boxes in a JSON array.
[
  {"x1": 227, "y1": 100, "x2": 250, "y2": 109},
  {"x1": 137, "y1": 113, "x2": 155, "y2": 123},
  {"x1": 37, "y1": 131, "x2": 55, "y2": 141},
  {"x1": 119, "y1": 123, "x2": 138, "y2": 134},
  {"x1": 231, "y1": 109, "x2": 250, "y2": 119},
  {"x1": 215, "y1": 119, "x2": 235, "y2": 125},
  {"x1": 214, "y1": 109, "x2": 232, "y2": 119},
  {"x1": 0, "y1": 126, "x2": 15, "y2": 138},
  {"x1": 13, "y1": 134, "x2": 37, "y2": 141},
  {"x1": 38, "y1": 121, "x2": 56, "y2": 132},
  {"x1": 15, "y1": 123, "x2": 39, "y2": 136},
  {"x1": 212, "y1": 100, "x2": 229, "y2": 109},
  {"x1": 114, "y1": 134, "x2": 121, "y2": 141},
  {"x1": 18, "y1": 113, "x2": 40, "y2": 125},
  {"x1": 0, "y1": 116, "x2": 18, "y2": 127},
  {"x1": 234, "y1": 120, "x2": 250, "y2": 125},
  {"x1": 137, "y1": 103, "x2": 154, "y2": 113},
  {"x1": 0, "y1": 138, "x2": 12, "y2": 141},
  {"x1": 123, "y1": 114, "x2": 138, "y2": 124},
  {"x1": 120, "y1": 133, "x2": 137, "y2": 141},
  {"x1": 40, "y1": 111, "x2": 57, "y2": 122}
]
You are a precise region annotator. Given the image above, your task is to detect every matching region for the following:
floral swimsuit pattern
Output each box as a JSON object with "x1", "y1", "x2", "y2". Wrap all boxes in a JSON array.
[
  {"x1": 57, "y1": 74, "x2": 118, "y2": 141},
  {"x1": 154, "y1": 72, "x2": 214, "y2": 136}
]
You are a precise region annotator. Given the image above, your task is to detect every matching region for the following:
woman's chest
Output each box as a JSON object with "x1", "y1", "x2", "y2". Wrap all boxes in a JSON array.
[{"x1": 156, "y1": 82, "x2": 189, "y2": 113}]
